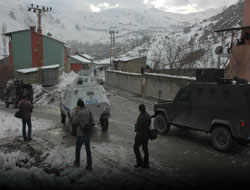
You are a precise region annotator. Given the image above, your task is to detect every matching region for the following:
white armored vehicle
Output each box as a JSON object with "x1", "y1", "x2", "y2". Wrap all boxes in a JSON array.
[{"x1": 59, "y1": 74, "x2": 110, "y2": 135}]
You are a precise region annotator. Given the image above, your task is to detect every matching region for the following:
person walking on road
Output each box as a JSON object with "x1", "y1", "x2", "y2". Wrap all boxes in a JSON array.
[
  {"x1": 133, "y1": 104, "x2": 151, "y2": 169},
  {"x1": 72, "y1": 99, "x2": 93, "y2": 170},
  {"x1": 19, "y1": 94, "x2": 34, "y2": 142}
]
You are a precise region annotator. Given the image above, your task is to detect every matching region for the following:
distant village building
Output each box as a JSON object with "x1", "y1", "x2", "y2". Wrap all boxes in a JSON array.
[
  {"x1": 77, "y1": 53, "x2": 96, "y2": 62},
  {"x1": 3, "y1": 26, "x2": 69, "y2": 80},
  {"x1": 69, "y1": 55, "x2": 92, "y2": 72},
  {"x1": 95, "y1": 58, "x2": 110, "y2": 71},
  {"x1": 112, "y1": 57, "x2": 147, "y2": 73}
]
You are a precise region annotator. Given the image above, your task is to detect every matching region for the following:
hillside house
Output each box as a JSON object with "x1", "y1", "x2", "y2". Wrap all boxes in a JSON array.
[
  {"x1": 3, "y1": 26, "x2": 69, "y2": 78},
  {"x1": 112, "y1": 57, "x2": 147, "y2": 73},
  {"x1": 70, "y1": 55, "x2": 92, "y2": 72}
]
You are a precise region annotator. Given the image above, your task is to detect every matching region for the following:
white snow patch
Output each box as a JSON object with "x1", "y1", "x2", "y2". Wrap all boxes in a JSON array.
[{"x1": 0, "y1": 111, "x2": 55, "y2": 139}]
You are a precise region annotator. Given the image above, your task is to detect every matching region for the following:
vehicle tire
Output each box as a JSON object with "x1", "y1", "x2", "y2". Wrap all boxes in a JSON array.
[
  {"x1": 100, "y1": 118, "x2": 109, "y2": 131},
  {"x1": 69, "y1": 117, "x2": 77, "y2": 136},
  {"x1": 61, "y1": 110, "x2": 66, "y2": 124},
  {"x1": 211, "y1": 126, "x2": 233, "y2": 152},
  {"x1": 154, "y1": 114, "x2": 170, "y2": 135},
  {"x1": 5, "y1": 102, "x2": 9, "y2": 108}
]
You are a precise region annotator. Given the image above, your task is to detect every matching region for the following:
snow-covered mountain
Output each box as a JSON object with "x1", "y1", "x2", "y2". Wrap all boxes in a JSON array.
[
  {"x1": 118, "y1": 0, "x2": 244, "y2": 69},
  {"x1": 0, "y1": 0, "x2": 223, "y2": 56},
  {"x1": 0, "y1": 0, "x2": 244, "y2": 69}
]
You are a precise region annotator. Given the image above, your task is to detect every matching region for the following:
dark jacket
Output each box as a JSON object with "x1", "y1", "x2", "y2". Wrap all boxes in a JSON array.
[
  {"x1": 19, "y1": 100, "x2": 34, "y2": 120},
  {"x1": 135, "y1": 111, "x2": 151, "y2": 134},
  {"x1": 72, "y1": 107, "x2": 90, "y2": 136}
]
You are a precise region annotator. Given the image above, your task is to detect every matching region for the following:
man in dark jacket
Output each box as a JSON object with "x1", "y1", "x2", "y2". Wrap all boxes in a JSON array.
[
  {"x1": 72, "y1": 99, "x2": 92, "y2": 170},
  {"x1": 19, "y1": 94, "x2": 34, "y2": 142},
  {"x1": 134, "y1": 104, "x2": 151, "y2": 169}
]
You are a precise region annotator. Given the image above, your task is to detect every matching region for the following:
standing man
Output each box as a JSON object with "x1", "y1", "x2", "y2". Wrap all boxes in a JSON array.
[
  {"x1": 133, "y1": 104, "x2": 151, "y2": 169},
  {"x1": 72, "y1": 99, "x2": 92, "y2": 170},
  {"x1": 19, "y1": 94, "x2": 34, "y2": 142}
]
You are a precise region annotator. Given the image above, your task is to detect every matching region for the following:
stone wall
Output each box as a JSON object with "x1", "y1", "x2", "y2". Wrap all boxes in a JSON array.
[
  {"x1": 105, "y1": 70, "x2": 142, "y2": 95},
  {"x1": 105, "y1": 70, "x2": 195, "y2": 100}
]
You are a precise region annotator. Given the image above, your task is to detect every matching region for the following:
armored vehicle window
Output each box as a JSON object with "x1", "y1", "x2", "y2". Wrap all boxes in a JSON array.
[
  {"x1": 87, "y1": 91, "x2": 94, "y2": 96},
  {"x1": 77, "y1": 78, "x2": 83, "y2": 85},
  {"x1": 178, "y1": 90, "x2": 191, "y2": 102}
]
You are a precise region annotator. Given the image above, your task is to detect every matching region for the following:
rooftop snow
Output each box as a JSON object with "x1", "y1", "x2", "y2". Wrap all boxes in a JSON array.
[
  {"x1": 145, "y1": 72, "x2": 196, "y2": 80},
  {"x1": 80, "y1": 54, "x2": 95, "y2": 60},
  {"x1": 95, "y1": 58, "x2": 110, "y2": 65},
  {"x1": 17, "y1": 64, "x2": 60, "y2": 74},
  {"x1": 70, "y1": 55, "x2": 92, "y2": 64}
]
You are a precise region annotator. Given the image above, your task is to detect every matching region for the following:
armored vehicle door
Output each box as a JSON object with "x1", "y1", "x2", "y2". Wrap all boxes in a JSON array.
[
  {"x1": 173, "y1": 88, "x2": 192, "y2": 127},
  {"x1": 62, "y1": 88, "x2": 74, "y2": 112},
  {"x1": 83, "y1": 87, "x2": 110, "y2": 122}
]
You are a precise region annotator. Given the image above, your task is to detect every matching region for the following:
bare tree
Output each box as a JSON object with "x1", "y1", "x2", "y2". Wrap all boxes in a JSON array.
[
  {"x1": 2, "y1": 22, "x2": 7, "y2": 57},
  {"x1": 162, "y1": 36, "x2": 188, "y2": 69},
  {"x1": 151, "y1": 44, "x2": 165, "y2": 69}
]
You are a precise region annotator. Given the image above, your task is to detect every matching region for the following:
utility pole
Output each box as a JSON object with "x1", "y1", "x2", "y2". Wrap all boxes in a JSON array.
[
  {"x1": 28, "y1": 4, "x2": 52, "y2": 68},
  {"x1": 109, "y1": 30, "x2": 118, "y2": 70}
]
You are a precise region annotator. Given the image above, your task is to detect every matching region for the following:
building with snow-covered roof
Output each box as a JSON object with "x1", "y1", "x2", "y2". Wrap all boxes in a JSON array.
[
  {"x1": 70, "y1": 55, "x2": 92, "y2": 72},
  {"x1": 16, "y1": 64, "x2": 63, "y2": 86},
  {"x1": 113, "y1": 56, "x2": 147, "y2": 73},
  {"x1": 78, "y1": 53, "x2": 96, "y2": 61},
  {"x1": 3, "y1": 26, "x2": 70, "y2": 77}
]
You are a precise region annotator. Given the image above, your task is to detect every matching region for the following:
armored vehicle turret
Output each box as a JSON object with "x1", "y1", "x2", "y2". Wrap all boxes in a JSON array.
[{"x1": 59, "y1": 74, "x2": 110, "y2": 135}]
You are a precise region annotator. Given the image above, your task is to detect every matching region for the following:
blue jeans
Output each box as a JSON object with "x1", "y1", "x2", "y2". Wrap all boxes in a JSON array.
[
  {"x1": 75, "y1": 135, "x2": 92, "y2": 166},
  {"x1": 22, "y1": 119, "x2": 32, "y2": 140}
]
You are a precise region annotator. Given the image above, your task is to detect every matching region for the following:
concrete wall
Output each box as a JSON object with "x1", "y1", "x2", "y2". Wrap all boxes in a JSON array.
[
  {"x1": 105, "y1": 70, "x2": 195, "y2": 100},
  {"x1": 105, "y1": 71, "x2": 142, "y2": 95},
  {"x1": 144, "y1": 74, "x2": 193, "y2": 100}
]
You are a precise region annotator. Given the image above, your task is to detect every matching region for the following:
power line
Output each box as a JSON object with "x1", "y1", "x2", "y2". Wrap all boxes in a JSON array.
[{"x1": 182, "y1": 0, "x2": 209, "y2": 19}]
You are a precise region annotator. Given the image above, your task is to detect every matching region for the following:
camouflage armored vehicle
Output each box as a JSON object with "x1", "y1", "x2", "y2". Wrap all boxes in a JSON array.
[
  {"x1": 59, "y1": 74, "x2": 110, "y2": 135},
  {"x1": 153, "y1": 78, "x2": 250, "y2": 152},
  {"x1": 5, "y1": 80, "x2": 33, "y2": 108}
]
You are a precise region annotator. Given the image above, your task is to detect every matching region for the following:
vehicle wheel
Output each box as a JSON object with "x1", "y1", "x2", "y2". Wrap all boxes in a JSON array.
[
  {"x1": 61, "y1": 110, "x2": 66, "y2": 124},
  {"x1": 211, "y1": 126, "x2": 233, "y2": 152},
  {"x1": 100, "y1": 118, "x2": 109, "y2": 131},
  {"x1": 5, "y1": 102, "x2": 9, "y2": 108},
  {"x1": 69, "y1": 117, "x2": 77, "y2": 136},
  {"x1": 154, "y1": 114, "x2": 170, "y2": 135}
]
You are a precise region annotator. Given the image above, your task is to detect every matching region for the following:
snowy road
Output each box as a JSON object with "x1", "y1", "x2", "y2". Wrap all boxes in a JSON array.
[{"x1": 1, "y1": 85, "x2": 250, "y2": 189}]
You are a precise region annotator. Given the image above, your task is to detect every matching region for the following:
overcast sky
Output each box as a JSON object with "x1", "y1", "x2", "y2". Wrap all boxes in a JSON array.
[{"x1": 23, "y1": 0, "x2": 240, "y2": 14}]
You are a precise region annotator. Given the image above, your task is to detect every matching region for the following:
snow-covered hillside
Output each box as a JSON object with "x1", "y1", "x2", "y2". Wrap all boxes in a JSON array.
[
  {"x1": 0, "y1": 0, "x2": 244, "y2": 68},
  {"x1": 0, "y1": 0, "x2": 223, "y2": 56},
  {"x1": 117, "y1": 0, "x2": 244, "y2": 69}
]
